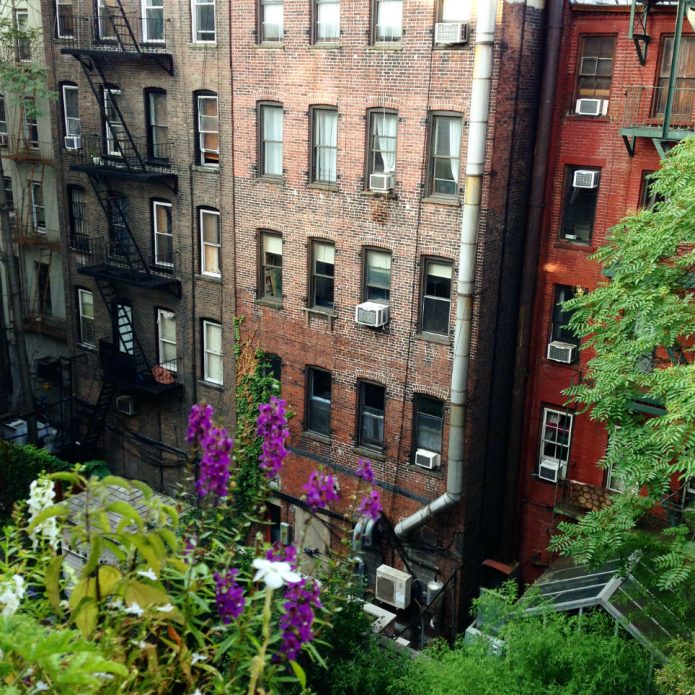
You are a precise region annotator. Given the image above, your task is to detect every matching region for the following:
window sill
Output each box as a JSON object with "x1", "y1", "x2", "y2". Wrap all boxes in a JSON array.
[
  {"x1": 354, "y1": 446, "x2": 385, "y2": 461},
  {"x1": 310, "y1": 42, "x2": 341, "y2": 49},
  {"x1": 198, "y1": 379, "x2": 224, "y2": 391},
  {"x1": 360, "y1": 189, "x2": 397, "y2": 200},
  {"x1": 554, "y1": 240, "x2": 596, "y2": 252},
  {"x1": 77, "y1": 342, "x2": 97, "y2": 353},
  {"x1": 566, "y1": 114, "x2": 610, "y2": 124},
  {"x1": 258, "y1": 175, "x2": 285, "y2": 185},
  {"x1": 195, "y1": 273, "x2": 222, "y2": 284},
  {"x1": 302, "y1": 305, "x2": 337, "y2": 317},
  {"x1": 255, "y1": 297, "x2": 283, "y2": 310},
  {"x1": 407, "y1": 462, "x2": 444, "y2": 478},
  {"x1": 369, "y1": 43, "x2": 403, "y2": 51},
  {"x1": 303, "y1": 431, "x2": 332, "y2": 444},
  {"x1": 189, "y1": 42, "x2": 218, "y2": 48},
  {"x1": 256, "y1": 42, "x2": 285, "y2": 49},
  {"x1": 422, "y1": 195, "x2": 460, "y2": 207},
  {"x1": 308, "y1": 182, "x2": 339, "y2": 192},
  {"x1": 192, "y1": 164, "x2": 219, "y2": 174},
  {"x1": 415, "y1": 332, "x2": 450, "y2": 345}
]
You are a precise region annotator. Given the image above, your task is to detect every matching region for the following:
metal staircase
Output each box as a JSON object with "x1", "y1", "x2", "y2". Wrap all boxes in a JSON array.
[{"x1": 81, "y1": 380, "x2": 115, "y2": 450}]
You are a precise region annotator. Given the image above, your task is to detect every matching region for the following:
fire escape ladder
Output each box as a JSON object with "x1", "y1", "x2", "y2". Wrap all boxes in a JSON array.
[
  {"x1": 109, "y1": 0, "x2": 142, "y2": 55},
  {"x1": 629, "y1": 0, "x2": 653, "y2": 65},
  {"x1": 81, "y1": 380, "x2": 116, "y2": 450}
]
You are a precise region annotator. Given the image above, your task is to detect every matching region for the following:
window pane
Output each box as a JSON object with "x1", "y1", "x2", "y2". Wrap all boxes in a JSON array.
[
  {"x1": 431, "y1": 116, "x2": 461, "y2": 196},
  {"x1": 360, "y1": 382, "x2": 385, "y2": 447},
  {"x1": 262, "y1": 105, "x2": 283, "y2": 176},
  {"x1": 313, "y1": 109, "x2": 338, "y2": 183},
  {"x1": 262, "y1": 233, "x2": 282, "y2": 299},
  {"x1": 561, "y1": 168, "x2": 599, "y2": 243},
  {"x1": 262, "y1": 0, "x2": 283, "y2": 41},
  {"x1": 369, "y1": 112, "x2": 397, "y2": 175},
  {"x1": 308, "y1": 368, "x2": 331, "y2": 434},
  {"x1": 376, "y1": 0, "x2": 402, "y2": 42},
  {"x1": 365, "y1": 249, "x2": 391, "y2": 301},
  {"x1": 316, "y1": 0, "x2": 339, "y2": 41}
]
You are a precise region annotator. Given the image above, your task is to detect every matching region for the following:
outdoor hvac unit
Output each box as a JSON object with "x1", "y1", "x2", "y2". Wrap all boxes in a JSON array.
[
  {"x1": 575, "y1": 98, "x2": 609, "y2": 117},
  {"x1": 369, "y1": 172, "x2": 395, "y2": 192},
  {"x1": 547, "y1": 341, "x2": 577, "y2": 364},
  {"x1": 355, "y1": 301, "x2": 390, "y2": 327},
  {"x1": 414, "y1": 448, "x2": 441, "y2": 470},
  {"x1": 64, "y1": 135, "x2": 81, "y2": 150},
  {"x1": 375, "y1": 564, "x2": 413, "y2": 610},
  {"x1": 573, "y1": 169, "x2": 600, "y2": 189},
  {"x1": 538, "y1": 459, "x2": 563, "y2": 484},
  {"x1": 115, "y1": 394, "x2": 137, "y2": 416},
  {"x1": 0, "y1": 134, "x2": 8, "y2": 147},
  {"x1": 434, "y1": 21, "x2": 469, "y2": 46}
]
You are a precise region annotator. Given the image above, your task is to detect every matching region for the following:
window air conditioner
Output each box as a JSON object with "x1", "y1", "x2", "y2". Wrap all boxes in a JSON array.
[
  {"x1": 0, "y1": 134, "x2": 8, "y2": 147},
  {"x1": 375, "y1": 564, "x2": 413, "y2": 609},
  {"x1": 547, "y1": 341, "x2": 577, "y2": 364},
  {"x1": 538, "y1": 459, "x2": 563, "y2": 484},
  {"x1": 573, "y1": 170, "x2": 600, "y2": 189},
  {"x1": 434, "y1": 22, "x2": 469, "y2": 46},
  {"x1": 414, "y1": 448, "x2": 441, "y2": 470},
  {"x1": 369, "y1": 172, "x2": 395, "y2": 192},
  {"x1": 64, "y1": 135, "x2": 81, "y2": 150},
  {"x1": 355, "y1": 301, "x2": 389, "y2": 327},
  {"x1": 575, "y1": 98, "x2": 608, "y2": 117},
  {"x1": 115, "y1": 394, "x2": 137, "y2": 416}
]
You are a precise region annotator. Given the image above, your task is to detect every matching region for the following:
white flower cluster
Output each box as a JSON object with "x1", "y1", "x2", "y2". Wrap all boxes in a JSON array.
[
  {"x1": 0, "y1": 574, "x2": 26, "y2": 617},
  {"x1": 27, "y1": 478, "x2": 60, "y2": 551}
]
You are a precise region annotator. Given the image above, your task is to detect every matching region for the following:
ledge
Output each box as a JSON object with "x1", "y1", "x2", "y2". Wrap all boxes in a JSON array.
[
  {"x1": 195, "y1": 273, "x2": 222, "y2": 284},
  {"x1": 554, "y1": 240, "x2": 596, "y2": 253},
  {"x1": 301, "y1": 306, "x2": 337, "y2": 318},
  {"x1": 303, "y1": 431, "x2": 332, "y2": 445},
  {"x1": 414, "y1": 332, "x2": 450, "y2": 345},
  {"x1": 422, "y1": 195, "x2": 460, "y2": 207},
  {"x1": 197, "y1": 379, "x2": 224, "y2": 392},
  {"x1": 310, "y1": 42, "x2": 341, "y2": 49},
  {"x1": 191, "y1": 164, "x2": 219, "y2": 174},
  {"x1": 258, "y1": 175, "x2": 285, "y2": 185},
  {"x1": 255, "y1": 42, "x2": 285, "y2": 49},
  {"x1": 255, "y1": 297, "x2": 283, "y2": 310},
  {"x1": 308, "y1": 182, "x2": 339, "y2": 192},
  {"x1": 353, "y1": 446, "x2": 385, "y2": 461},
  {"x1": 368, "y1": 43, "x2": 403, "y2": 51},
  {"x1": 407, "y1": 462, "x2": 444, "y2": 479},
  {"x1": 360, "y1": 189, "x2": 397, "y2": 200}
]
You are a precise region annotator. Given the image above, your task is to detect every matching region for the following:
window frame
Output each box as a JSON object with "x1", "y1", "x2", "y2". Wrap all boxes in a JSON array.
[
  {"x1": 194, "y1": 91, "x2": 220, "y2": 167},
  {"x1": 0, "y1": 94, "x2": 7, "y2": 140},
  {"x1": 152, "y1": 199, "x2": 174, "y2": 268},
  {"x1": 156, "y1": 307, "x2": 178, "y2": 372},
  {"x1": 258, "y1": 101, "x2": 283, "y2": 178},
  {"x1": 61, "y1": 82, "x2": 81, "y2": 142},
  {"x1": 259, "y1": 230, "x2": 283, "y2": 303},
  {"x1": 30, "y1": 180, "x2": 46, "y2": 230},
  {"x1": 77, "y1": 288, "x2": 95, "y2": 347},
  {"x1": 371, "y1": 0, "x2": 402, "y2": 45},
  {"x1": 427, "y1": 112, "x2": 462, "y2": 198},
  {"x1": 200, "y1": 207, "x2": 221, "y2": 277},
  {"x1": 538, "y1": 407, "x2": 574, "y2": 472},
  {"x1": 362, "y1": 247, "x2": 391, "y2": 303},
  {"x1": 652, "y1": 35, "x2": 695, "y2": 119},
  {"x1": 15, "y1": 9, "x2": 31, "y2": 62},
  {"x1": 23, "y1": 97, "x2": 39, "y2": 149},
  {"x1": 34, "y1": 261, "x2": 52, "y2": 318},
  {"x1": 366, "y1": 108, "x2": 398, "y2": 186},
  {"x1": 357, "y1": 380, "x2": 386, "y2": 451},
  {"x1": 103, "y1": 86, "x2": 124, "y2": 158},
  {"x1": 420, "y1": 257, "x2": 453, "y2": 337},
  {"x1": 67, "y1": 185, "x2": 87, "y2": 249},
  {"x1": 3, "y1": 177, "x2": 14, "y2": 223},
  {"x1": 310, "y1": 106, "x2": 338, "y2": 185},
  {"x1": 56, "y1": 0, "x2": 75, "y2": 39},
  {"x1": 191, "y1": 0, "x2": 216, "y2": 43},
  {"x1": 559, "y1": 165, "x2": 600, "y2": 244},
  {"x1": 310, "y1": 239, "x2": 335, "y2": 310},
  {"x1": 142, "y1": 0, "x2": 165, "y2": 43},
  {"x1": 312, "y1": 0, "x2": 340, "y2": 44},
  {"x1": 413, "y1": 394, "x2": 445, "y2": 455},
  {"x1": 437, "y1": 0, "x2": 467, "y2": 22},
  {"x1": 550, "y1": 284, "x2": 580, "y2": 348},
  {"x1": 573, "y1": 34, "x2": 616, "y2": 105},
  {"x1": 202, "y1": 319, "x2": 223, "y2": 385},
  {"x1": 145, "y1": 87, "x2": 168, "y2": 161},
  {"x1": 258, "y1": 0, "x2": 283, "y2": 44},
  {"x1": 305, "y1": 366, "x2": 332, "y2": 436}
]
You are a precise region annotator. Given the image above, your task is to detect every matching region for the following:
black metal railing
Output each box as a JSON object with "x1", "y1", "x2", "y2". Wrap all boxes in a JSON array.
[
  {"x1": 623, "y1": 85, "x2": 695, "y2": 133},
  {"x1": 77, "y1": 237, "x2": 177, "y2": 279},
  {"x1": 99, "y1": 339, "x2": 181, "y2": 392},
  {"x1": 58, "y1": 14, "x2": 168, "y2": 53}
]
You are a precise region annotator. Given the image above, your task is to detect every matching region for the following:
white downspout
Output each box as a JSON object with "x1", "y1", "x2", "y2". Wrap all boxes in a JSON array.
[{"x1": 395, "y1": 0, "x2": 498, "y2": 538}]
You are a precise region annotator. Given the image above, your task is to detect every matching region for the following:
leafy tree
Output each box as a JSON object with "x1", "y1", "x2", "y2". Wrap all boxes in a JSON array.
[{"x1": 549, "y1": 137, "x2": 695, "y2": 591}]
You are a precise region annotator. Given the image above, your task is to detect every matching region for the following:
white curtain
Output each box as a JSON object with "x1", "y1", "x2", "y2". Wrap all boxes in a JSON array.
[
  {"x1": 373, "y1": 112, "x2": 397, "y2": 173},
  {"x1": 263, "y1": 0, "x2": 283, "y2": 40},
  {"x1": 428, "y1": 262, "x2": 452, "y2": 280},
  {"x1": 315, "y1": 110, "x2": 337, "y2": 181},
  {"x1": 205, "y1": 322, "x2": 223, "y2": 383},
  {"x1": 314, "y1": 242, "x2": 334, "y2": 265},
  {"x1": 377, "y1": 0, "x2": 402, "y2": 41},
  {"x1": 317, "y1": 0, "x2": 339, "y2": 40},
  {"x1": 263, "y1": 106, "x2": 283, "y2": 175}
]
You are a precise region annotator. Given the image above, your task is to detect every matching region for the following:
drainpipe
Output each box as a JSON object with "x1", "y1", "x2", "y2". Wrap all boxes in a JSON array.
[{"x1": 395, "y1": 0, "x2": 498, "y2": 539}]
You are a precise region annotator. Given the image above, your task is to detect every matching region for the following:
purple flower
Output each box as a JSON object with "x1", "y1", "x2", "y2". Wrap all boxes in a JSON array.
[
  {"x1": 356, "y1": 458, "x2": 375, "y2": 484},
  {"x1": 186, "y1": 403, "x2": 213, "y2": 445},
  {"x1": 257, "y1": 397, "x2": 290, "y2": 479},
  {"x1": 266, "y1": 542, "x2": 298, "y2": 569},
  {"x1": 276, "y1": 578, "x2": 322, "y2": 661},
  {"x1": 196, "y1": 425, "x2": 233, "y2": 501},
  {"x1": 213, "y1": 568, "x2": 245, "y2": 624},
  {"x1": 302, "y1": 471, "x2": 339, "y2": 511},
  {"x1": 358, "y1": 489, "x2": 382, "y2": 521}
]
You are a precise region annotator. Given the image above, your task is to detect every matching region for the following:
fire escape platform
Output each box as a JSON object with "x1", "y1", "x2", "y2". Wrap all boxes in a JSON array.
[
  {"x1": 77, "y1": 263, "x2": 181, "y2": 295},
  {"x1": 69, "y1": 162, "x2": 177, "y2": 191}
]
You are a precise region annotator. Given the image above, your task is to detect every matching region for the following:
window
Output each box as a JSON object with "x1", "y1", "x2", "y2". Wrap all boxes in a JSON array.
[
  {"x1": 200, "y1": 208, "x2": 221, "y2": 276},
  {"x1": 314, "y1": 0, "x2": 339, "y2": 43},
  {"x1": 146, "y1": 89, "x2": 168, "y2": 159},
  {"x1": 311, "y1": 240, "x2": 335, "y2": 309},
  {"x1": 639, "y1": 170, "x2": 665, "y2": 210},
  {"x1": 23, "y1": 98, "x2": 39, "y2": 149},
  {"x1": 56, "y1": 0, "x2": 74, "y2": 38},
  {"x1": 114, "y1": 301, "x2": 133, "y2": 355},
  {"x1": 104, "y1": 88, "x2": 125, "y2": 157},
  {"x1": 372, "y1": 0, "x2": 402, "y2": 43},
  {"x1": 153, "y1": 200, "x2": 173, "y2": 267},
  {"x1": 61, "y1": 84, "x2": 81, "y2": 141},
  {"x1": 259, "y1": 103, "x2": 283, "y2": 177},
  {"x1": 414, "y1": 395, "x2": 444, "y2": 453},
  {"x1": 358, "y1": 381, "x2": 385, "y2": 449},
  {"x1": 421, "y1": 259, "x2": 452, "y2": 335},
  {"x1": 560, "y1": 166, "x2": 600, "y2": 243},
  {"x1": 261, "y1": 353, "x2": 282, "y2": 383},
  {"x1": 311, "y1": 107, "x2": 338, "y2": 184},
  {"x1": 192, "y1": 0, "x2": 216, "y2": 42},
  {"x1": 203, "y1": 320, "x2": 223, "y2": 384},
  {"x1": 34, "y1": 262, "x2": 52, "y2": 318},
  {"x1": 653, "y1": 36, "x2": 695, "y2": 118},
  {"x1": 97, "y1": 0, "x2": 118, "y2": 39},
  {"x1": 195, "y1": 93, "x2": 219, "y2": 166},
  {"x1": 306, "y1": 367, "x2": 331, "y2": 435},
  {"x1": 77, "y1": 289, "x2": 95, "y2": 347},
  {"x1": 3, "y1": 177, "x2": 14, "y2": 222},
  {"x1": 15, "y1": 10, "x2": 31, "y2": 62},
  {"x1": 550, "y1": 285, "x2": 579, "y2": 347},
  {"x1": 428, "y1": 114, "x2": 461, "y2": 197},
  {"x1": 575, "y1": 36, "x2": 615, "y2": 102},
  {"x1": 157, "y1": 309, "x2": 177, "y2": 371},
  {"x1": 0, "y1": 95, "x2": 6, "y2": 141},
  {"x1": 439, "y1": 0, "x2": 467, "y2": 21},
  {"x1": 142, "y1": 0, "x2": 164, "y2": 42},
  {"x1": 606, "y1": 461, "x2": 627, "y2": 493},
  {"x1": 260, "y1": 231, "x2": 282, "y2": 301},
  {"x1": 367, "y1": 109, "x2": 397, "y2": 184},
  {"x1": 68, "y1": 186, "x2": 87, "y2": 248},
  {"x1": 107, "y1": 194, "x2": 129, "y2": 257},
  {"x1": 363, "y1": 248, "x2": 391, "y2": 302},
  {"x1": 31, "y1": 182, "x2": 45, "y2": 230},
  {"x1": 538, "y1": 407, "x2": 573, "y2": 471},
  {"x1": 259, "y1": 0, "x2": 283, "y2": 43}
]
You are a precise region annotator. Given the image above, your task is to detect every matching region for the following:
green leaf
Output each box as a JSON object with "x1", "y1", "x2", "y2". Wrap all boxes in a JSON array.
[
  {"x1": 44, "y1": 554, "x2": 63, "y2": 612},
  {"x1": 290, "y1": 660, "x2": 307, "y2": 688}
]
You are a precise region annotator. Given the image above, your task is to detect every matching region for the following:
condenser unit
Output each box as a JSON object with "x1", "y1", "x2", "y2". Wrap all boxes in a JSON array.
[
  {"x1": 538, "y1": 459, "x2": 563, "y2": 484},
  {"x1": 414, "y1": 448, "x2": 441, "y2": 470},
  {"x1": 355, "y1": 301, "x2": 389, "y2": 327},
  {"x1": 572, "y1": 170, "x2": 600, "y2": 189},
  {"x1": 375, "y1": 564, "x2": 412, "y2": 609},
  {"x1": 575, "y1": 98, "x2": 608, "y2": 117},
  {"x1": 434, "y1": 22, "x2": 469, "y2": 46},
  {"x1": 369, "y1": 172, "x2": 395, "y2": 192},
  {"x1": 547, "y1": 341, "x2": 577, "y2": 364}
]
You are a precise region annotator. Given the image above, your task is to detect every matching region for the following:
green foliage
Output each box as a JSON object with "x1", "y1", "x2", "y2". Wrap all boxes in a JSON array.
[
  {"x1": 548, "y1": 137, "x2": 695, "y2": 590},
  {"x1": 655, "y1": 637, "x2": 695, "y2": 695},
  {"x1": 0, "y1": 441, "x2": 68, "y2": 522}
]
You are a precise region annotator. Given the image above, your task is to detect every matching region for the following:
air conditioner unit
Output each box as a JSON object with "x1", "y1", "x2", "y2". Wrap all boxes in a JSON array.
[
  {"x1": 375, "y1": 564, "x2": 412, "y2": 609},
  {"x1": 115, "y1": 394, "x2": 137, "y2": 416},
  {"x1": 0, "y1": 133, "x2": 8, "y2": 147},
  {"x1": 573, "y1": 170, "x2": 600, "y2": 189},
  {"x1": 64, "y1": 135, "x2": 81, "y2": 150},
  {"x1": 547, "y1": 341, "x2": 577, "y2": 364},
  {"x1": 355, "y1": 301, "x2": 389, "y2": 327},
  {"x1": 538, "y1": 459, "x2": 563, "y2": 484},
  {"x1": 575, "y1": 98, "x2": 609, "y2": 117},
  {"x1": 434, "y1": 21, "x2": 469, "y2": 46},
  {"x1": 414, "y1": 448, "x2": 441, "y2": 470},
  {"x1": 369, "y1": 172, "x2": 395, "y2": 192}
]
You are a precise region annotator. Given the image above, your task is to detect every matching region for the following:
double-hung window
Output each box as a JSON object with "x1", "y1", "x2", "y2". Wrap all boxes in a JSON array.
[
  {"x1": 311, "y1": 107, "x2": 338, "y2": 184},
  {"x1": 15, "y1": 10, "x2": 31, "y2": 62},
  {"x1": 414, "y1": 395, "x2": 444, "y2": 454},
  {"x1": 654, "y1": 36, "x2": 695, "y2": 118},
  {"x1": 306, "y1": 367, "x2": 331, "y2": 435},
  {"x1": 31, "y1": 181, "x2": 45, "y2": 230},
  {"x1": 56, "y1": 0, "x2": 75, "y2": 38},
  {"x1": 157, "y1": 309, "x2": 177, "y2": 372},
  {"x1": 314, "y1": 0, "x2": 339, "y2": 43},
  {"x1": 35, "y1": 262, "x2": 52, "y2": 318},
  {"x1": 0, "y1": 95, "x2": 7, "y2": 143},
  {"x1": 259, "y1": 103, "x2": 283, "y2": 177},
  {"x1": 429, "y1": 114, "x2": 461, "y2": 197},
  {"x1": 23, "y1": 98, "x2": 39, "y2": 149},
  {"x1": 97, "y1": 0, "x2": 116, "y2": 40},
  {"x1": 363, "y1": 248, "x2": 391, "y2": 302},
  {"x1": 260, "y1": 231, "x2": 282, "y2": 301},
  {"x1": 358, "y1": 381, "x2": 385, "y2": 450},
  {"x1": 550, "y1": 285, "x2": 579, "y2": 348},
  {"x1": 311, "y1": 240, "x2": 335, "y2": 309},
  {"x1": 153, "y1": 200, "x2": 173, "y2": 267},
  {"x1": 560, "y1": 166, "x2": 600, "y2": 243},
  {"x1": 77, "y1": 289, "x2": 95, "y2": 347},
  {"x1": 192, "y1": 0, "x2": 216, "y2": 42},
  {"x1": 146, "y1": 89, "x2": 168, "y2": 160},
  {"x1": 575, "y1": 36, "x2": 615, "y2": 103},
  {"x1": 107, "y1": 194, "x2": 129, "y2": 257},
  {"x1": 259, "y1": 0, "x2": 283, "y2": 43},
  {"x1": 104, "y1": 88, "x2": 125, "y2": 157},
  {"x1": 196, "y1": 93, "x2": 219, "y2": 166},
  {"x1": 200, "y1": 208, "x2": 221, "y2": 276},
  {"x1": 373, "y1": 0, "x2": 402, "y2": 43},
  {"x1": 367, "y1": 109, "x2": 397, "y2": 187},
  {"x1": 62, "y1": 84, "x2": 81, "y2": 145},
  {"x1": 203, "y1": 320, "x2": 223, "y2": 384},
  {"x1": 439, "y1": 0, "x2": 467, "y2": 22},
  {"x1": 68, "y1": 186, "x2": 87, "y2": 249},
  {"x1": 142, "y1": 0, "x2": 164, "y2": 43},
  {"x1": 538, "y1": 407, "x2": 573, "y2": 475},
  {"x1": 639, "y1": 170, "x2": 665, "y2": 210},
  {"x1": 421, "y1": 259, "x2": 452, "y2": 335},
  {"x1": 3, "y1": 177, "x2": 14, "y2": 223}
]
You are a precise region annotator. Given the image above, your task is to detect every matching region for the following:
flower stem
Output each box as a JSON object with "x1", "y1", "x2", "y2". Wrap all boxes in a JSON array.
[{"x1": 247, "y1": 586, "x2": 274, "y2": 695}]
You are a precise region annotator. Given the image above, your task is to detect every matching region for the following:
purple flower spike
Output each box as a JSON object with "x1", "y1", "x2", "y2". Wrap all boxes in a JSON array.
[
  {"x1": 196, "y1": 425, "x2": 233, "y2": 501},
  {"x1": 186, "y1": 403, "x2": 214, "y2": 444},
  {"x1": 358, "y1": 488, "x2": 382, "y2": 521},
  {"x1": 276, "y1": 578, "x2": 322, "y2": 661},
  {"x1": 213, "y1": 568, "x2": 245, "y2": 624},
  {"x1": 257, "y1": 397, "x2": 290, "y2": 479},
  {"x1": 356, "y1": 458, "x2": 375, "y2": 484},
  {"x1": 303, "y1": 471, "x2": 339, "y2": 512},
  {"x1": 266, "y1": 542, "x2": 298, "y2": 569}
]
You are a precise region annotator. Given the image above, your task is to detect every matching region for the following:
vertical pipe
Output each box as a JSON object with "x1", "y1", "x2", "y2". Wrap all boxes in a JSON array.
[{"x1": 663, "y1": 0, "x2": 686, "y2": 139}]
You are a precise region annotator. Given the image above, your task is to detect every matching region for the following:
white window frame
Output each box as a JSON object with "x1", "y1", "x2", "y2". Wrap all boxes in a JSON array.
[
  {"x1": 153, "y1": 200, "x2": 173, "y2": 267},
  {"x1": 62, "y1": 84, "x2": 80, "y2": 140},
  {"x1": 606, "y1": 461, "x2": 627, "y2": 493},
  {"x1": 197, "y1": 94, "x2": 219, "y2": 167},
  {"x1": 104, "y1": 88, "x2": 124, "y2": 157},
  {"x1": 97, "y1": 0, "x2": 116, "y2": 40},
  {"x1": 157, "y1": 308, "x2": 177, "y2": 372},
  {"x1": 3, "y1": 177, "x2": 14, "y2": 222},
  {"x1": 23, "y1": 98, "x2": 39, "y2": 149},
  {"x1": 200, "y1": 208, "x2": 221, "y2": 277},
  {"x1": 77, "y1": 289, "x2": 95, "y2": 347},
  {"x1": 192, "y1": 0, "x2": 216, "y2": 43},
  {"x1": 31, "y1": 181, "x2": 45, "y2": 230},
  {"x1": 202, "y1": 320, "x2": 223, "y2": 384},
  {"x1": 142, "y1": 0, "x2": 164, "y2": 43},
  {"x1": 56, "y1": 0, "x2": 74, "y2": 39},
  {"x1": 0, "y1": 95, "x2": 7, "y2": 138},
  {"x1": 15, "y1": 10, "x2": 31, "y2": 62},
  {"x1": 538, "y1": 407, "x2": 574, "y2": 471},
  {"x1": 260, "y1": 0, "x2": 284, "y2": 43}
]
